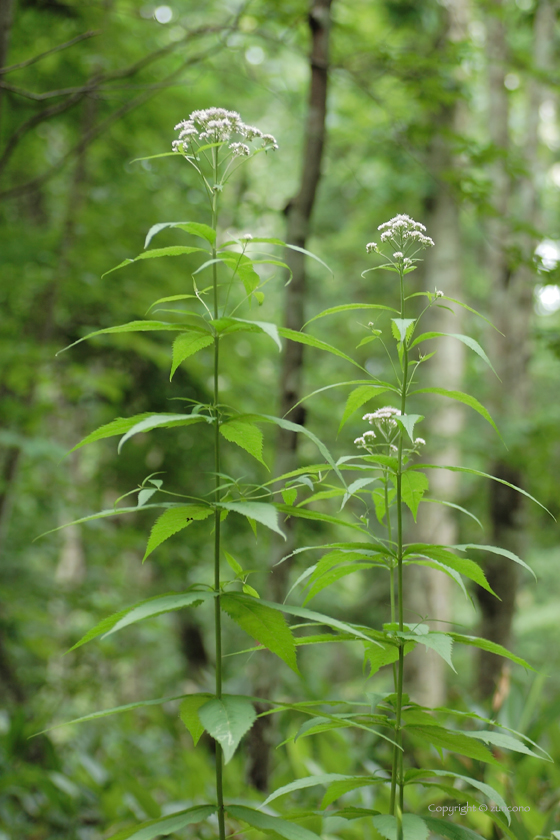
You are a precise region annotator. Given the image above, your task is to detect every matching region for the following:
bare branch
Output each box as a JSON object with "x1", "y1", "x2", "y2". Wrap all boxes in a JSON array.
[{"x1": 0, "y1": 30, "x2": 101, "y2": 75}]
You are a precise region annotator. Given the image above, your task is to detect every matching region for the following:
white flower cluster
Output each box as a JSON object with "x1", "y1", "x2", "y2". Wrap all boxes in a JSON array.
[
  {"x1": 363, "y1": 406, "x2": 402, "y2": 429},
  {"x1": 414, "y1": 437, "x2": 426, "y2": 446},
  {"x1": 172, "y1": 108, "x2": 278, "y2": 155},
  {"x1": 377, "y1": 214, "x2": 434, "y2": 249},
  {"x1": 366, "y1": 242, "x2": 378, "y2": 253},
  {"x1": 354, "y1": 430, "x2": 377, "y2": 448}
]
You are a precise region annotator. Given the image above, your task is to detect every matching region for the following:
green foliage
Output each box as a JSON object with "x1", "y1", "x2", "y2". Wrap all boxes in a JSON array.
[{"x1": 198, "y1": 695, "x2": 256, "y2": 764}]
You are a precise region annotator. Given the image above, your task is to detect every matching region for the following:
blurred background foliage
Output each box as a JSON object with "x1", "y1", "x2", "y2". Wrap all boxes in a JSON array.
[{"x1": 1, "y1": 0, "x2": 560, "y2": 838}]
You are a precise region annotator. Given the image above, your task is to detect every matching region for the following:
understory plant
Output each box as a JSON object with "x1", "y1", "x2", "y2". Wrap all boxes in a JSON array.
[{"x1": 44, "y1": 112, "x2": 550, "y2": 840}]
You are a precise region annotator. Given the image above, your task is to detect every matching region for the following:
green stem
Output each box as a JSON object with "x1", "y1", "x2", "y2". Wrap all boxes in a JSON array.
[
  {"x1": 390, "y1": 270, "x2": 408, "y2": 840},
  {"x1": 210, "y1": 152, "x2": 226, "y2": 840}
]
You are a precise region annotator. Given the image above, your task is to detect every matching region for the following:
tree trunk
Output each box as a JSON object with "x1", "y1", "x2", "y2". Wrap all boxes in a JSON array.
[
  {"x1": 476, "y1": 0, "x2": 553, "y2": 701},
  {"x1": 406, "y1": 0, "x2": 468, "y2": 709},
  {"x1": 246, "y1": 0, "x2": 333, "y2": 791}
]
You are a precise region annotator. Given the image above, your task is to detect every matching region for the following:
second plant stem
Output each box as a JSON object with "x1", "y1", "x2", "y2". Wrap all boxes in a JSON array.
[
  {"x1": 210, "y1": 154, "x2": 226, "y2": 840},
  {"x1": 390, "y1": 269, "x2": 408, "y2": 840}
]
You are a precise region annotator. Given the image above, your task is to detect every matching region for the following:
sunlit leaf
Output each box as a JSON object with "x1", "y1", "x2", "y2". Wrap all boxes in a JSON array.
[
  {"x1": 221, "y1": 593, "x2": 298, "y2": 672},
  {"x1": 198, "y1": 695, "x2": 256, "y2": 763},
  {"x1": 108, "y1": 805, "x2": 216, "y2": 840},
  {"x1": 170, "y1": 333, "x2": 213, "y2": 378},
  {"x1": 143, "y1": 505, "x2": 212, "y2": 561},
  {"x1": 220, "y1": 419, "x2": 266, "y2": 467},
  {"x1": 179, "y1": 693, "x2": 213, "y2": 745},
  {"x1": 227, "y1": 805, "x2": 322, "y2": 840}
]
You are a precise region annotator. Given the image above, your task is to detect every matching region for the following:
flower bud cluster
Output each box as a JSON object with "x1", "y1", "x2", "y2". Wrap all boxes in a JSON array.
[
  {"x1": 172, "y1": 108, "x2": 278, "y2": 155},
  {"x1": 363, "y1": 406, "x2": 402, "y2": 429},
  {"x1": 376, "y1": 214, "x2": 434, "y2": 250}
]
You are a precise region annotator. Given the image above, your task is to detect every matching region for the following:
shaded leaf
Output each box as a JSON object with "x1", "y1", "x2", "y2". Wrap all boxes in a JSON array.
[
  {"x1": 405, "y1": 769, "x2": 510, "y2": 824},
  {"x1": 68, "y1": 413, "x2": 153, "y2": 454},
  {"x1": 221, "y1": 593, "x2": 298, "y2": 672},
  {"x1": 118, "y1": 413, "x2": 209, "y2": 452},
  {"x1": 143, "y1": 505, "x2": 212, "y2": 561},
  {"x1": 411, "y1": 388, "x2": 500, "y2": 438},
  {"x1": 198, "y1": 695, "x2": 256, "y2": 763},
  {"x1": 409, "y1": 332, "x2": 497, "y2": 376},
  {"x1": 227, "y1": 805, "x2": 322, "y2": 840},
  {"x1": 401, "y1": 471, "x2": 429, "y2": 520},
  {"x1": 58, "y1": 321, "x2": 191, "y2": 355},
  {"x1": 396, "y1": 414, "x2": 424, "y2": 443},
  {"x1": 339, "y1": 385, "x2": 391, "y2": 432},
  {"x1": 220, "y1": 419, "x2": 266, "y2": 467},
  {"x1": 304, "y1": 303, "x2": 398, "y2": 327},
  {"x1": 217, "y1": 501, "x2": 284, "y2": 538},
  {"x1": 179, "y1": 694, "x2": 212, "y2": 745},
  {"x1": 262, "y1": 773, "x2": 352, "y2": 808},
  {"x1": 321, "y1": 777, "x2": 381, "y2": 808},
  {"x1": 422, "y1": 817, "x2": 485, "y2": 840},
  {"x1": 278, "y1": 327, "x2": 364, "y2": 369},
  {"x1": 400, "y1": 631, "x2": 455, "y2": 672},
  {"x1": 170, "y1": 333, "x2": 213, "y2": 378},
  {"x1": 409, "y1": 725, "x2": 500, "y2": 765},
  {"x1": 448, "y1": 633, "x2": 532, "y2": 669},
  {"x1": 108, "y1": 804, "x2": 216, "y2": 840},
  {"x1": 372, "y1": 814, "x2": 429, "y2": 840}
]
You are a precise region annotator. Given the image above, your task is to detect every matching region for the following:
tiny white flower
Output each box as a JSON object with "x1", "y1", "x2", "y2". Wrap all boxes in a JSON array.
[
  {"x1": 414, "y1": 437, "x2": 426, "y2": 446},
  {"x1": 366, "y1": 242, "x2": 378, "y2": 253},
  {"x1": 435, "y1": 289, "x2": 444, "y2": 298},
  {"x1": 229, "y1": 142, "x2": 251, "y2": 157}
]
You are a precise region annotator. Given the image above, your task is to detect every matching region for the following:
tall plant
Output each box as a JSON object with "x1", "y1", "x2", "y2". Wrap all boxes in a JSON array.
[{"x1": 258, "y1": 215, "x2": 550, "y2": 840}]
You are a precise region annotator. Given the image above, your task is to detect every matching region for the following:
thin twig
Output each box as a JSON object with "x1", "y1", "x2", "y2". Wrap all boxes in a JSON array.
[{"x1": 0, "y1": 31, "x2": 101, "y2": 75}]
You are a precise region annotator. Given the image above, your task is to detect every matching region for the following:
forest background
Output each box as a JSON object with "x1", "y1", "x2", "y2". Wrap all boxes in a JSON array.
[{"x1": 1, "y1": 0, "x2": 560, "y2": 838}]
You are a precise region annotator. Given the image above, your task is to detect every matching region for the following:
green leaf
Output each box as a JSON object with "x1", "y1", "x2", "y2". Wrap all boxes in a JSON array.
[
  {"x1": 304, "y1": 563, "x2": 375, "y2": 605},
  {"x1": 255, "y1": 414, "x2": 342, "y2": 481},
  {"x1": 405, "y1": 768, "x2": 510, "y2": 824},
  {"x1": 276, "y1": 503, "x2": 370, "y2": 535},
  {"x1": 282, "y1": 487, "x2": 298, "y2": 506},
  {"x1": 35, "y1": 693, "x2": 190, "y2": 736},
  {"x1": 414, "y1": 463, "x2": 553, "y2": 518},
  {"x1": 399, "y1": 631, "x2": 456, "y2": 672},
  {"x1": 118, "y1": 413, "x2": 209, "y2": 452},
  {"x1": 224, "y1": 551, "x2": 243, "y2": 576},
  {"x1": 245, "y1": 595, "x2": 384, "y2": 646},
  {"x1": 217, "y1": 501, "x2": 284, "y2": 538},
  {"x1": 220, "y1": 419, "x2": 266, "y2": 467},
  {"x1": 304, "y1": 303, "x2": 398, "y2": 327},
  {"x1": 68, "y1": 413, "x2": 154, "y2": 454},
  {"x1": 179, "y1": 694, "x2": 212, "y2": 745},
  {"x1": 401, "y1": 471, "x2": 429, "y2": 520},
  {"x1": 170, "y1": 333, "x2": 213, "y2": 379},
  {"x1": 58, "y1": 321, "x2": 192, "y2": 355},
  {"x1": 107, "y1": 805, "x2": 216, "y2": 840},
  {"x1": 68, "y1": 591, "x2": 212, "y2": 651},
  {"x1": 143, "y1": 505, "x2": 212, "y2": 561},
  {"x1": 422, "y1": 817, "x2": 485, "y2": 840},
  {"x1": 103, "y1": 246, "x2": 207, "y2": 278},
  {"x1": 409, "y1": 332, "x2": 498, "y2": 376},
  {"x1": 198, "y1": 695, "x2": 255, "y2": 763},
  {"x1": 228, "y1": 805, "x2": 322, "y2": 840},
  {"x1": 391, "y1": 318, "x2": 416, "y2": 343},
  {"x1": 465, "y1": 729, "x2": 546, "y2": 759},
  {"x1": 221, "y1": 593, "x2": 298, "y2": 673},
  {"x1": 364, "y1": 642, "x2": 415, "y2": 675},
  {"x1": 321, "y1": 777, "x2": 380, "y2": 808},
  {"x1": 338, "y1": 385, "x2": 391, "y2": 432},
  {"x1": 396, "y1": 414, "x2": 424, "y2": 443},
  {"x1": 411, "y1": 388, "x2": 501, "y2": 438},
  {"x1": 37, "y1": 504, "x2": 170, "y2": 540},
  {"x1": 455, "y1": 543, "x2": 536, "y2": 580},
  {"x1": 372, "y1": 814, "x2": 429, "y2": 840},
  {"x1": 144, "y1": 221, "x2": 216, "y2": 248},
  {"x1": 227, "y1": 317, "x2": 281, "y2": 350},
  {"x1": 448, "y1": 633, "x2": 532, "y2": 669},
  {"x1": 261, "y1": 773, "x2": 353, "y2": 808},
  {"x1": 405, "y1": 545, "x2": 496, "y2": 596},
  {"x1": 278, "y1": 327, "x2": 364, "y2": 370},
  {"x1": 409, "y1": 725, "x2": 500, "y2": 765}
]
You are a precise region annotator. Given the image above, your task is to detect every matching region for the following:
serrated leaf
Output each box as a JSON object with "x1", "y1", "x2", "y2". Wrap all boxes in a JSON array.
[
  {"x1": 35, "y1": 692, "x2": 190, "y2": 736},
  {"x1": 102, "y1": 246, "x2": 206, "y2": 278},
  {"x1": 198, "y1": 695, "x2": 255, "y2": 763},
  {"x1": 455, "y1": 543, "x2": 536, "y2": 579},
  {"x1": 217, "y1": 501, "x2": 284, "y2": 538},
  {"x1": 262, "y1": 773, "x2": 353, "y2": 808},
  {"x1": 220, "y1": 419, "x2": 266, "y2": 467},
  {"x1": 391, "y1": 318, "x2": 416, "y2": 343},
  {"x1": 107, "y1": 804, "x2": 216, "y2": 840},
  {"x1": 221, "y1": 593, "x2": 298, "y2": 673},
  {"x1": 68, "y1": 591, "x2": 212, "y2": 651},
  {"x1": 282, "y1": 487, "x2": 298, "y2": 505},
  {"x1": 255, "y1": 413, "x2": 342, "y2": 481},
  {"x1": 411, "y1": 388, "x2": 501, "y2": 438},
  {"x1": 304, "y1": 563, "x2": 375, "y2": 605},
  {"x1": 409, "y1": 725, "x2": 500, "y2": 764},
  {"x1": 321, "y1": 777, "x2": 380, "y2": 808},
  {"x1": 276, "y1": 503, "x2": 370, "y2": 535},
  {"x1": 465, "y1": 729, "x2": 546, "y2": 759},
  {"x1": 448, "y1": 633, "x2": 532, "y2": 669},
  {"x1": 118, "y1": 413, "x2": 209, "y2": 452},
  {"x1": 406, "y1": 769, "x2": 510, "y2": 824},
  {"x1": 400, "y1": 631, "x2": 456, "y2": 672},
  {"x1": 409, "y1": 332, "x2": 497, "y2": 376},
  {"x1": 227, "y1": 805, "x2": 322, "y2": 840},
  {"x1": 179, "y1": 694, "x2": 212, "y2": 745},
  {"x1": 58, "y1": 321, "x2": 191, "y2": 355},
  {"x1": 401, "y1": 471, "x2": 429, "y2": 520},
  {"x1": 144, "y1": 221, "x2": 216, "y2": 248},
  {"x1": 422, "y1": 817, "x2": 485, "y2": 840},
  {"x1": 304, "y1": 302, "x2": 398, "y2": 327},
  {"x1": 278, "y1": 327, "x2": 364, "y2": 370},
  {"x1": 372, "y1": 814, "x2": 429, "y2": 840},
  {"x1": 68, "y1": 413, "x2": 154, "y2": 454},
  {"x1": 405, "y1": 544, "x2": 496, "y2": 596},
  {"x1": 339, "y1": 385, "x2": 390, "y2": 432},
  {"x1": 396, "y1": 414, "x2": 424, "y2": 443},
  {"x1": 227, "y1": 317, "x2": 281, "y2": 349},
  {"x1": 143, "y1": 505, "x2": 212, "y2": 561},
  {"x1": 364, "y1": 641, "x2": 415, "y2": 675},
  {"x1": 170, "y1": 333, "x2": 213, "y2": 378}
]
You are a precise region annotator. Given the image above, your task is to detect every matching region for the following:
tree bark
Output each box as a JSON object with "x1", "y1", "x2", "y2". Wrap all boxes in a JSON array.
[
  {"x1": 246, "y1": 0, "x2": 333, "y2": 791},
  {"x1": 405, "y1": 0, "x2": 468, "y2": 709},
  {"x1": 476, "y1": 0, "x2": 553, "y2": 701}
]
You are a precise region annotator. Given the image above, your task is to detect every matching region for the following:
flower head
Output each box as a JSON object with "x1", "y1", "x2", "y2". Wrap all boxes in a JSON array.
[
  {"x1": 366, "y1": 242, "x2": 378, "y2": 253},
  {"x1": 373, "y1": 214, "x2": 434, "y2": 251},
  {"x1": 363, "y1": 406, "x2": 401, "y2": 429},
  {"x1": 173, "y1": 108, "x2": 278, "y2": 155}
]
